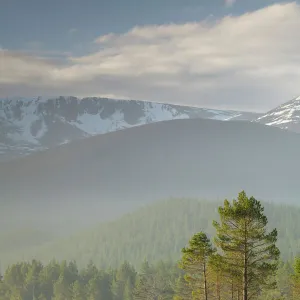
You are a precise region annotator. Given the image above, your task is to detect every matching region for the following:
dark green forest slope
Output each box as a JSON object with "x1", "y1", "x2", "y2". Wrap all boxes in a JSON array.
[
  {"x1": 1, "y1": 256, "x2": 299, "y2": 300},
  {"x1": 0, "y1": 193, "x2": 299, "y2": 300},
  {"x1": 1, "y1": 198, "x2": 299, "y2": 270}
]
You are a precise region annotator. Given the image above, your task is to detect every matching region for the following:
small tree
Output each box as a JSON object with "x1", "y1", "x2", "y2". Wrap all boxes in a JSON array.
[
  {"x1": 173, "y1": 274, "x2": 193, "y2": 300},
  {"x1": 133, "y1": 271, "x2": 171, "y2": 300},
  {"x1": 213, "y1": 191, "x2": 280, "y2": 300},
  {"x1": 71, "y1": 280, "x2": 85, "y2": 300},
  {"x1": 179, "y1": 232, "x2": 215, "y2": 300}
]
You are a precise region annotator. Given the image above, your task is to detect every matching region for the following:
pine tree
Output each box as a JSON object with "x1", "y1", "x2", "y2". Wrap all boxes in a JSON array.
[
  {"x1": 52, "y1": 275, "x2": 71, "y2": 300},
  {"x1": 173, "y1": 274, "x2": 193, "y2": 300},
  {"x1": 213, "y1": 191, "x2": 280, "y2": 300},
  {"x1": 0, "y1": 279, "x2": 10, "y2": 300},
  {"x1": 133, "y1": 267, "x2": 171, "y2": 300},
  {"x1": 87, "y1": 275, "x2": 102, "y2": 300},
  {"x1": 113, "y1": 261, "x2": 136, "y2": 300},
  {"x1": 207, "y1": 254, "x2": 228, "y2": 300},
  {"x1": 179, "y1": 232, "x2": 215, "y2": 300},
  {"x1": 71, "y1": 280, "x2": 85, "y2": 300},
  {"x1": 291, "y1": 257, "x2": 300, "y2": 299},
  {"x1": 123, "y1": 279, "x2": 133, "y2": 300}
]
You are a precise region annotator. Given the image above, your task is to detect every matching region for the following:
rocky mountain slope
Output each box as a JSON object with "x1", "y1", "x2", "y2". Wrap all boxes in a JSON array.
[
  {"x1": 255, "y1": 96, "x2": 300, "y2": 132},
  {"x1": 0, "y1": 96, "x2": 260, "y2": 162}
]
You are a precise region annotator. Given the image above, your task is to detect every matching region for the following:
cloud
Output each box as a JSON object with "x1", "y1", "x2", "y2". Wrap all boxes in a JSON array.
[
  {"x1": 225, "y1": 0, "x2": 236, "y2": 7},
  {"x1": 68, "y1": 28, "x2": 78, "y2": 34},
  {"x1": 1, "y1": 2, "x2": 300, "y2": 112}
]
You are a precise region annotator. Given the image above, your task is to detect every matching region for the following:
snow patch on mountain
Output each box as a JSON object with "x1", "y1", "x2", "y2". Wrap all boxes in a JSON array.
[
  {"x1": 255, "y1": 96, "x2": 300, "y2": 131},
  {"x1": 205, "y1": 109, "x2": 242, "y2": 121},
  {"x1": 66, "y1": 102, "x2": 190, "y2": 136},
  {"x1": 138, "y1": 102, "x2": 189, "y2": 124},
  {"x1": 70, "y1": 110, "x2": 127, "y2": 135}
]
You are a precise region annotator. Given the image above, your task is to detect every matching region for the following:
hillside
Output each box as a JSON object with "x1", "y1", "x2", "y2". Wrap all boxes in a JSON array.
[
  {"x1": 1, "y1": 198, "x2": 299, "y2": 270},
  {"x1": 0, "y1": 97, "x2": 259, "y2": 162},
  {"x1": 1, "y1": 118, "x2": 299, "y2": 209},
  {"x1": 0, "y1": 227, "x2": 56, "y2": 254}
]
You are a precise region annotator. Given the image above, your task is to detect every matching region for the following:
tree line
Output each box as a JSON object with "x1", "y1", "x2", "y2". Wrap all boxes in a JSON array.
[
  {"x1": 0, "y1": 191, "x2": 299, "y2": 299},
  {"x1": 1, "y1": 197, "x2": 300, "y2": 271}
]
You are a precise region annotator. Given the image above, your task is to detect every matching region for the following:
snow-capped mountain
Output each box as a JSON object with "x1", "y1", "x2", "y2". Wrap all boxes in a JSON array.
[
  {"x1": 0, "y1": 96, "x2": 259, "y2": 162},
  {"x1": 254, "y1": 96, "x2": 300, "y2": 133}
]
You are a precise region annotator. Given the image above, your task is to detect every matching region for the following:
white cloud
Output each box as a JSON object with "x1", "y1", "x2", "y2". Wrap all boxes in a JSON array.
[{"x1": 1, "y1": 2, "x2": 300, "y2": 112}]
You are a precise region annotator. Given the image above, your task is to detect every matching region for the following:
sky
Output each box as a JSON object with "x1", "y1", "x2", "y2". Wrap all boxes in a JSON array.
[{"x1": 0, "y1": 0, "x2": 300, "y2": 112}]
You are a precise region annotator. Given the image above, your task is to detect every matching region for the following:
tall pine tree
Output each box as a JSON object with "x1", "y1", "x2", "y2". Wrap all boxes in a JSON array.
[{"x1": 213, "y1": 191, "x2": 280, "y2": 300}]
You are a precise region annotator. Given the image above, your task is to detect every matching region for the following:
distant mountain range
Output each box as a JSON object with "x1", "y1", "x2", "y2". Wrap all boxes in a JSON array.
[
  {"x1": 1, "y1": 95, "x2": 300, "y2": 162},
  {"x1": 0, "y1": 96, "x2": 261, "y2": 162}
]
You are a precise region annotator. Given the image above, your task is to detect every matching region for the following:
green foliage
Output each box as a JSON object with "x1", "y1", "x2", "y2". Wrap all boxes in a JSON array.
[
  {"x1": 133, "y1": 261, "x2": 175, "y2": 300},
  {"x1": 291, "y1": 256, "x2": 300, "y2": 299},
  {"x1": 293, "y1": 257, "x2": 300, "y2": 276},
  {"x1": 213, "y1": 191, "x2": 280, "y2": 299},
  {"x1": 0, "y1": 256, "x2": 296, "y2": 299},
  {"x1": 1, "y1": 198, "x2": 298, "y2": 271},
  {"x1": 0, "y1": 194, "x2": 298, "y2": 299},
  {"x1": 0, "y1": 259, "x2": 180, "y2": 300},
  {"x1": 179, "y1": 232, "x2": 215, "y2": 299}
]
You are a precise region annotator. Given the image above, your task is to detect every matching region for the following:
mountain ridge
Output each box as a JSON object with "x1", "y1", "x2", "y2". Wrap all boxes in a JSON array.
[
  {"x1": 255, "y1": 95, "x2": 300, "y2": 132},
  {"x1": 0, "y1": 96, "x2": 261, "y2": 162},
  {"x1": 2, "y1": 95, "x2": 300, "y2": 163}
]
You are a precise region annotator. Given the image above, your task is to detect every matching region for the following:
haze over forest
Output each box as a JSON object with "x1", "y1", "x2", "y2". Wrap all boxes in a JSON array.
[
  {"x1": 0, "y1": 96, "x2": 300, "y2": 299},
  {"x1": 1, "y1": 0, "x2": 300, "y2": 299}
]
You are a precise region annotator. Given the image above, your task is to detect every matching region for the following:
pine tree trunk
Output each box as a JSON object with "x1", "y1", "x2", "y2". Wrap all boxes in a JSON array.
[
  {"x1": 216, "y1": 276, "x2": 220, "y2": 300},
  {"x1": 243, "y1": 241, "x2": 248, "y2": 300},
  {"x1": 203, "y1": 262, "x2": 208, "y2": 300}
]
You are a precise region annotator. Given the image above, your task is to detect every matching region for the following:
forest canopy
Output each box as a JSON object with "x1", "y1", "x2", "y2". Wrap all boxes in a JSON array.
[{"x1": 0, "y1": 192, "x2": 299, "y2": 299}]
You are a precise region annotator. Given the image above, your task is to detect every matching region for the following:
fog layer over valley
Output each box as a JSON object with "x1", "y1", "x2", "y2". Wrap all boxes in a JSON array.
[
  {"x1": 2, "y1": 0, "x2": 300, "y2": 297},
  {"x1": 0, "y1": 198, "x2": 299, "y2": 272}
]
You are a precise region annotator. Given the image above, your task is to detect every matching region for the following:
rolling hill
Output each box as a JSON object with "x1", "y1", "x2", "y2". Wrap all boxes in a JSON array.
[
  {"x1": 0, "y1": 118, "x2": 299, "y2": 212},
  {"x1": 0, "y1": 198, "x2": 299, "y2": 270}
]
